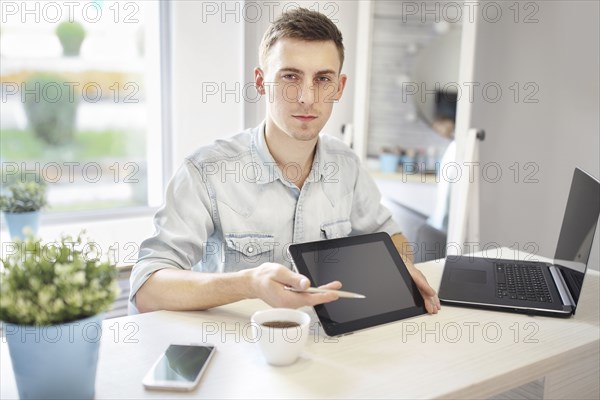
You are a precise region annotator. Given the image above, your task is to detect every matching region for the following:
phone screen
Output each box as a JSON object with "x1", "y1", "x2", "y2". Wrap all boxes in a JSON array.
[{"x1": 149, "y1": 344, "x2": 215, "y2": 383}]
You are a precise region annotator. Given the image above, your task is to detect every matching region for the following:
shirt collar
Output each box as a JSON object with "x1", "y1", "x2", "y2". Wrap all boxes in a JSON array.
[
  {"x1": 305, "y1": 135, "x2": 326, "y2": 184},
  {"x1": 250, "y1": 121, "x2": 326, "y2": 185},
  {"x1": 250, "y1": 121, "x2": 279, "y2": 184}
]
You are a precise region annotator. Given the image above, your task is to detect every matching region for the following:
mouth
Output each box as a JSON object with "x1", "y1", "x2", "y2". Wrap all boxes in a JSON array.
[{"x1": 292, "y1": 115, "x2": 318, "y2": 122}]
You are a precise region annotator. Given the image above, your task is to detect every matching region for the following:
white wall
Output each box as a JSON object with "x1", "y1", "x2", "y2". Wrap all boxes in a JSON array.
[
  {"x1": 466, "y1": 1, "x2": 600, "y2": 269},
  {"x1": 319, "y1": 1, "x2": 358, "y2": 139},
  {"x1": 170, "y1": 0, "x2": 245, "y2": 167}
]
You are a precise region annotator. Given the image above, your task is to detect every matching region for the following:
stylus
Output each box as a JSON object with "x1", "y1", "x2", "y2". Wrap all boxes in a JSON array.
[{"x1": 284, "y1": 286, "x2": 366, "y2": 299}]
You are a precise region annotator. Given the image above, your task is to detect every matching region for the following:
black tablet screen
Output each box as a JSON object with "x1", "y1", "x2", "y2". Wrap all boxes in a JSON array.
[{"x1": 300, "y1": 240, "x2": 416, "y2": 323}]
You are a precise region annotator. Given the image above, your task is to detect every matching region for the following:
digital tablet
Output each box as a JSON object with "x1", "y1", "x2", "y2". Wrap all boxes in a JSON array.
[{"x1": 288, "y1": 232, "x2": 426, "y2": 336}]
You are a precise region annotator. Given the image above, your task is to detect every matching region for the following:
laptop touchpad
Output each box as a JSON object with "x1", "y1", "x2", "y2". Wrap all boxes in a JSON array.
[{"x1": 451, "y1": 268, "x2": 487, "y2": 284}]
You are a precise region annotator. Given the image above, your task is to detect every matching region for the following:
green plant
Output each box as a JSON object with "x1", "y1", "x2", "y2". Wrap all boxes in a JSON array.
[
  {"x1": 55, "y1": 21, "x2": 86, "y2": 56},
  {"x1": 0, "y1": 181, "x2": 47, "y2": 213},
  {"x1": 0, "y1": 233, "x2": 120, "y2": 325},
  {"x1": 23, "y1": 74, "x2": 79, "y2": 146}
]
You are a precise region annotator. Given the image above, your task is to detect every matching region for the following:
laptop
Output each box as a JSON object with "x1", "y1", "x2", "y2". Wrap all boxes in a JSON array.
[{"x1": 439, "y1": 168, "x2": 600, "y2": 317}]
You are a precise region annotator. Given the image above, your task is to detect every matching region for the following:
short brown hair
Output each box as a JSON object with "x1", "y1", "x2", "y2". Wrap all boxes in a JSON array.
[{"x1": 259, "y1": 8, "x2": 345, "y2": 71}]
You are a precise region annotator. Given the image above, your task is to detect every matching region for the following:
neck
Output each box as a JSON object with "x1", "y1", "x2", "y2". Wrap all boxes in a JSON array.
[{"x1": 264, "y1": 122, "x2": 318, "y2": 189}]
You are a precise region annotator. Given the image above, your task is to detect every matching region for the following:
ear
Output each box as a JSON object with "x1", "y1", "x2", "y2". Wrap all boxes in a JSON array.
[
  {"x1": 254, "y1": 67, "x2": 265, "y2": 95},
  {"x1": 333, "y1": 74, "x2": 348, "y2": 101}
]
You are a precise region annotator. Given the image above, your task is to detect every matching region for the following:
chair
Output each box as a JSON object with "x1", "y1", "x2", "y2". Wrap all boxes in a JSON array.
[{"x1": 382, "y1": 142, "x2": 455, "y2": 264}]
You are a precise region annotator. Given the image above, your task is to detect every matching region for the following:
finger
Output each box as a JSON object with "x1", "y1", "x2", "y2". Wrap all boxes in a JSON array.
[
  {"x1": 423, "y1": 293, "x2": 433, "y2": 314},
  {"x1": 318, "y1": 281, "x2": 342, "y2": 290},
  {"x1": 282, "y1": 290, "x2": 339, "y2": 308},
  {"x1": 411, "y1": 269, "x2": 436, "y2": 297},
  {"x1": 421, "y1": 291, "x2": 441, "y2": 314},
  {"x1": 306, "y1": 292, "x2": 339, "y2": 306},
  {"x1": 431, "y1": 297, "x2": 440, "y2": 313},
  {"x1": 271, "y1": 265, "x2": 310, "y2": 290},
  {"x1": 422, "y1": 294, "x2": 437, "y2": 314}
]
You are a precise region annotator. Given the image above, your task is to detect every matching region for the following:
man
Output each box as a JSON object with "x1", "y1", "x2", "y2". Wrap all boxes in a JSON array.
[{"x1": 130, "y1": 8, "x2": 441, "y2": 314}]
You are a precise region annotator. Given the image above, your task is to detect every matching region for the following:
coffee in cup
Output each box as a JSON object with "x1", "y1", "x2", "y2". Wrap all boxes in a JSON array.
[{"x1": 250, "y1": 308, "x2": 310, "y2": 366}]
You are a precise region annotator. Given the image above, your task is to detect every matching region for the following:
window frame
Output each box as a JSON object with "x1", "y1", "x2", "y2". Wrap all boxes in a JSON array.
[{"x1": 31, "y1": 1, "x2": 174, "y2": 225}]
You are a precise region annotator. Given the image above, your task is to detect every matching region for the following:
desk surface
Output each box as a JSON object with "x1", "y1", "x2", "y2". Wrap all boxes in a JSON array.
[{"x1": 2, "y1": 249, "x2": 599, "y2": 399}]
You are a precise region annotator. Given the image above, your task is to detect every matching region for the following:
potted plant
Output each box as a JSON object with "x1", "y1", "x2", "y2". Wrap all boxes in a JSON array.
[
  {"x1": 0, "y1": 233, "x2": 120, "y2": 399},
  {"x1": 56, "y1": 20, "x2": 86, "y2": 56},
  {"x1": 0, "y1": 180, "x2": 47, "y2": 239}
]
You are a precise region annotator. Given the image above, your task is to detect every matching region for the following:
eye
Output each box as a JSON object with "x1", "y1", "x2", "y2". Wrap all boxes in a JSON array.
[
  {"x1": 282, "y1": 74, "x2": 298, "y2": 81},
  {"x1": 316, "y1": 76, "x2": 333, "y2": 83}
]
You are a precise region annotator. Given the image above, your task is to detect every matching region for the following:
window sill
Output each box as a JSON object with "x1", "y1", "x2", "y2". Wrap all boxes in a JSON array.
[
  {"x1": 1, "y1": 211, "x2": 157, "y2": 267},
  {"x1": 41, "y1": 206, "x2": 158, "y2": 225}
]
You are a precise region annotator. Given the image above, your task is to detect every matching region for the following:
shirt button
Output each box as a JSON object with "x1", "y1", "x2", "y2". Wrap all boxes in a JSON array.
[{"x1": 248, "y1": 247, "x2": 254, "y2": 253}]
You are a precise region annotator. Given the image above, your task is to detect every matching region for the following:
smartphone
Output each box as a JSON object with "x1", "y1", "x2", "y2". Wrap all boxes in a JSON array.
[{"x1": 142, "y1": 344, "x2": 216, "y2": 391}]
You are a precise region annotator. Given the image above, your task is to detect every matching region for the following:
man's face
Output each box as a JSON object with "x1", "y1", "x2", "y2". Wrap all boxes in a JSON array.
[{"x1": 255, "y1": 38, "x2": 347, "y2": 142}]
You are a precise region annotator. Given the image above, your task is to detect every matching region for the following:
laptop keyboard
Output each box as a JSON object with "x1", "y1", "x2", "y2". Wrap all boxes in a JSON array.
[{"x1": 495, "y1": 263, "x2": 553, "y2": 302}]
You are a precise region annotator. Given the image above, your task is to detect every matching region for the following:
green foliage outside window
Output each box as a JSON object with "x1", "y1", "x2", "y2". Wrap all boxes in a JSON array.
[{"x1": 23, "y1": 74, "x2": 79, "y2": 146}]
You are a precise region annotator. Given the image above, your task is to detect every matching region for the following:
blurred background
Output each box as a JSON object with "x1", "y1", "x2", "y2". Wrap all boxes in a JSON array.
[
  {"x1": 1, "y1": 0, "x2": 162, "y2": 214},
  {"x1": 1, "y1": 0, "x2": 598, "y2": 270}
]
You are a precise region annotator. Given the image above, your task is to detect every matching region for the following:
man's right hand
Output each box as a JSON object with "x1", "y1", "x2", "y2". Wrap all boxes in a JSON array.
[{"x1": 248, "y1": 263, "x2": 341, "y2": 308}]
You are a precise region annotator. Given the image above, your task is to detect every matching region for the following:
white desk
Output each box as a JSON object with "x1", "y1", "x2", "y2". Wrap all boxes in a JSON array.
[{"x1": 2, "y1": 249, "x2": 599, "y2": 399}]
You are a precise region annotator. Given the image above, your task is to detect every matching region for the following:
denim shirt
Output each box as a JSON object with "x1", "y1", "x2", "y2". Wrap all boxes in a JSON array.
[{"x1": 130, "y1": 123, "x2": 400, "y2": 305}]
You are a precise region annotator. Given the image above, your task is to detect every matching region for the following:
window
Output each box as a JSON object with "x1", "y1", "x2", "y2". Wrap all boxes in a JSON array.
[{"x1": 1, "y1": 0, "x2": 168, "y2": 216}]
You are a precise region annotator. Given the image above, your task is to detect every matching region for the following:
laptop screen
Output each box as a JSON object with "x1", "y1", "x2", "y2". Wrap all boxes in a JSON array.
[{"x1": 554, "y1": 168, "x2": 600, "y2": 305}]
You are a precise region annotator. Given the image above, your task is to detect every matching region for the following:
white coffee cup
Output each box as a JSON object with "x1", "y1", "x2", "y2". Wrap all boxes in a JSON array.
[{"x1": 250, "y1": 308, "x2": 311, "y2": 366}]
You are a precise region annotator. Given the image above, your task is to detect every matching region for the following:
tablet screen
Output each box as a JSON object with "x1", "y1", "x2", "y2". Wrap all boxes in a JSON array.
[
  {"x1": 301, "y1": 241, "x2": 415, "y2": 323},
  {"x1": 289, "y1": 232, "x2": 426, "y2": 336}
]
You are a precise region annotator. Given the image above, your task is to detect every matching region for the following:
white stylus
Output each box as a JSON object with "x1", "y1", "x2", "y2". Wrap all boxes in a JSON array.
[{"x1": 284, "y1": 286, "x2": 366, "y2": 299}]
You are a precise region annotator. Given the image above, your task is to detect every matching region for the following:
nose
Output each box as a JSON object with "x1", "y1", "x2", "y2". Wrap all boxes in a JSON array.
[{"x1": 298, "y1": 81, "x2": 315, "y2": 106}]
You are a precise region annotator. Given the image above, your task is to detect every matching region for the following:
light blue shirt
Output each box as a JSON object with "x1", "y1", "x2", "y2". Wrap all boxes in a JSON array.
[{"x1": 130, "y1": 123, "x2": 400, "y2": 306}]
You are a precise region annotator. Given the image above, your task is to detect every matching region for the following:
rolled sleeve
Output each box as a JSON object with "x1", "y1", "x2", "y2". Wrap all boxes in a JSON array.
[
  {"x1": 349, "y1": 163, "x2": 402, "y2": 237},
  {"x1": 129, "y1": 160, "x2": 215, "y2": 305}
]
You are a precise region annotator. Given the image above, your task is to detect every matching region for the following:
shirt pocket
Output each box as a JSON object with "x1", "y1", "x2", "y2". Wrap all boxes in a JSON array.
[
  {"x1": 223, "y1": 233, "x2": 276, "y2": 271},
  {"x1": 320, "y1": 219, "x2": 352, "y2": 240}
]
